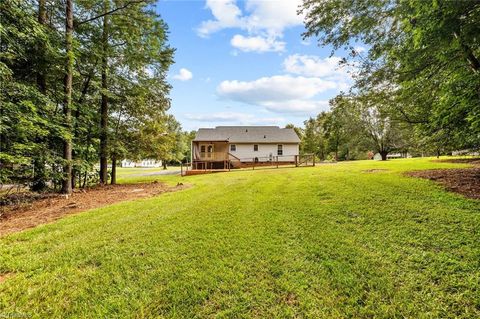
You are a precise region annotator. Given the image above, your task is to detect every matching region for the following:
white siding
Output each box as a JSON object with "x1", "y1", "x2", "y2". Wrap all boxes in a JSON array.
[
  {"x1": 120, "y1": 159, "x2": 162, "y2": 167},
  {"x1": 228, "y1": 143, "x2": 298, "y2": 162},
  {"x1": 121, "y1": 160, "x2": 136, "y2": 167}
]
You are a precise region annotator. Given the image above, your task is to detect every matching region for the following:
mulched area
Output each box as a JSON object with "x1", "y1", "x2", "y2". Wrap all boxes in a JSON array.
[
  {"x1": 0, "y1": 182, "x2": 187, "y2": 237},
  {"x1": 432, "y1": 158, "x2": 480, "y2": 165},
  {"x1": 407, "y1": 158, "x2": 480, "y2": 199}
]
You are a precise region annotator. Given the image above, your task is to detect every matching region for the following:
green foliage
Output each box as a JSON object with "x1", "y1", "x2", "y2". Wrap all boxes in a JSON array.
[
  {"x1": 0, "y1": 0, "x2": 177, "y2": 190},
  {"x1": 300, "y1": 92, "x2": 414, "y2": 161},
  {"x1": 0, "y1": 0, "x2": 64, "y2": 188},
  {"x1": 302, "y1": 0, "x2": 480, "y2": 153}
]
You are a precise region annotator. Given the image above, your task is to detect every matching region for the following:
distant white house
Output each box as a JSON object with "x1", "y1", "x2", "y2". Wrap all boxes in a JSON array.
[
  {"x1": 120, "y1": 159, "x2": 162, "y2": 168},
  {"x1": 373, "y1": 152, "x2": 412, "y2": 160},
  {"x1": 452, "y1": 150, "x2": 479, "y2": 156},
  {"x1": 191, "y1": 126, "x2": 300, "y2": 169}
]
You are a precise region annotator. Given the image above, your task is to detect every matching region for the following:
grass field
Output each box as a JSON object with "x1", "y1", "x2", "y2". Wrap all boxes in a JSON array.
[{"x1": 0, "y1": 158, "x2": 479, "y2": 318}]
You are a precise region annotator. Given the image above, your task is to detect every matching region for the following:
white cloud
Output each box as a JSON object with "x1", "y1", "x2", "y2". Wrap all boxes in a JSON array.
[
  {"x1": 242, "y1": 0, "x2": 304, "y2": 36},
  {"x1": 215, "y1": 53, "x2": 356, "y2": 114},
  {"x1": 197, "y1": 0, "x2": 244, "y2": 37},
  {"x1": 261, "y1": 100, "x2": 330, "y2": 113},
  {"x1": 184, "y1": 112, "x2": 285, "y2": 125},
  {"x1": 283, "y1": 54, "x2": 353, "y2": 81},
  {"x1": 197, "y1": 0, "x2": 304, "y2": 53},
  {"x1": 173, "y1": 68, "x2": 193, "y2": 81},
  {"x1": 218, "y1": 75, "x2": 338, "y2": 103},
  {"x1": 300, "y1": 39, "x2": 311, "y2": 46},
  {"x1": 230, "y1": 34, "x2": 285, "y2": 53},
  {"x1": 217, "y1": 75, "x2": 341, "y2": 113},
  {"x1": 354, "y1": 46, "x2": 366, "y2": 53}
]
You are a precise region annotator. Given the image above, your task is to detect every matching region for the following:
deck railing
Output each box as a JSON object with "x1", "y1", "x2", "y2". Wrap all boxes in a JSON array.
[
  {"x1": 181, "y1": 154, "x2": 316, "y2": 176},
  {"x1": 198, "y1": 152, "x2": 228, "y2": 161}
]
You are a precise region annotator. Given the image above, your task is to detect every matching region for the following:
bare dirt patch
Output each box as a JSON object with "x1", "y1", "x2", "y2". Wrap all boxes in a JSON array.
[
  {"x1": 406, "y1": 168, "x2": 480, "y2": 199},
  {"x1": 0, "y1": 182, "x2": 187, "y2": 237},
  {"x1": 363, "y1": 169, "x2": 389, "y2": 173},
  {"x1": 0, "y1": 273, "x2": 13, "y2": 284}
]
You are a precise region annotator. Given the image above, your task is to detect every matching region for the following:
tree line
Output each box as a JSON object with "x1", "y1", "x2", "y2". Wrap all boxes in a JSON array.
[
  {"x1": 1, "y1": 0, "x2": 188, "y2": 194},
  {"x1": 295, "y1": 0, "x2": 480, "y2": 160}
]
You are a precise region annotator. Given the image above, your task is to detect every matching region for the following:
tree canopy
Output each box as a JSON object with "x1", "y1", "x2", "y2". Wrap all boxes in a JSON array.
[
  {"x1": 301, "y1": 0, "x2": 480, "y2": 156},
  {"x1": 1, "y1": 0, "x2": 180, "y2": 193}
]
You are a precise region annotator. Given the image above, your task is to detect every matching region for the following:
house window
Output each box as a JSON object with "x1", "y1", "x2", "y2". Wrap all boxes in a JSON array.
[
  {"x1": 230, "y1": 144, "x2": 236, "y2": 152},
  {"x1": 253, "y1": 144, "x2": 258, "y2": 151},
  {"x1": 200, "y1": 145, "x2": 206, "y2": 153},
  {"x1": 207, "y1": 145, "x2": 213, "y2": 158},
  {"x1": 277, "y1": 145, "x2": 283, "y2": 156}
]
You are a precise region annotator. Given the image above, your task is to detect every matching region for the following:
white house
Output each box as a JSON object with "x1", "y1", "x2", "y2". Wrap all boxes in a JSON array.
[
  {"x1": 452, "y1": 150, "x2": 479, "y2": 156},
  {"x1": 120, "y1": 159, "x2": 162, "y2": 168},
  {"x1": 191, "y1": 126, "x2": 300, "y2": 169}
]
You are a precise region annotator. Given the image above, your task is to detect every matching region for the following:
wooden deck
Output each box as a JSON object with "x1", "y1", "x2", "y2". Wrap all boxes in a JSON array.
[
  {"x1": 183, "y1": 169, "x2": 230, "y2": 176},
  {"x1": 181, "y1": 154, "x2": 315, "y2": 176}
]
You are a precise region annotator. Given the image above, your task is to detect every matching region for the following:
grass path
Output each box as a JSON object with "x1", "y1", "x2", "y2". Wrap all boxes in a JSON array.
[{"x1": 0, "y1": 158, "x2": 479, "y2": 318}]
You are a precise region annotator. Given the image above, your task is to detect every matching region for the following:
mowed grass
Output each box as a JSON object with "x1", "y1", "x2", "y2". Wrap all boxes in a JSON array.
[
  {"x1": 0, "y1": 158, "x2": 479, "y2": 318},
  {"x1": 115, "y1": 166, "x2": 181, "y2": 185}
]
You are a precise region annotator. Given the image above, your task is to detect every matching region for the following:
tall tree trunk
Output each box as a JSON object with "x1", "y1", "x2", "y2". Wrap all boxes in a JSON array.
[
  {"x1": 99, "y1": 1, "x2": 109, "y2": 185},
  {"x1": 334, "y1": 139, "x2": 339, "y2": 161},
  {"x1": 32, "y1": 0, "x2": 48, "y2": 192},
  {"x1": 37, "y1": 0, "x2": 47, "y2": 93},
  {"x1": 61, "y1": 0, "x2": 73, "y2": 194},
  {"x1": 71, "y1": 170, "x2": 76, "y2": 189},
  {"x1": 380, "y1": 151, "x2": 388, "y2": 161},
  {"x1": 111, "y1": 155, "x2": 117, "y2": 185},
  {"x1": 162, "y1": 160, "x2": 167, "y2": 170}
]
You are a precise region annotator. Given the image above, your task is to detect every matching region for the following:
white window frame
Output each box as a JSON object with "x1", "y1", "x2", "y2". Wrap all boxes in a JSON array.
[
  {"x1": 253, "y1": 144, "x2": 258, "y2": 152},
  {"x1": 230, "y1": 144, "x2": 236, "y2": 152},
  {"x1": 277, "y1": 144, "x2": 283, "y2": 156}
]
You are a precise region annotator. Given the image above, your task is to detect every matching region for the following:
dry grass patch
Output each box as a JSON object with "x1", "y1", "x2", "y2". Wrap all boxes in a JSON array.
[
  {"x1": 362, "y1": 169, "x2": 389, "y2": 173},
  {"x1": 0, "y1": 273, "x2": 13, "y2": 284}
]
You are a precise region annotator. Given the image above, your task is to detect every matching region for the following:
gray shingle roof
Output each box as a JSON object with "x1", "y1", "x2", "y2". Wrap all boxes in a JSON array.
[{"x1": 193, "y1": 126, "x2": 300, "y2": 143}]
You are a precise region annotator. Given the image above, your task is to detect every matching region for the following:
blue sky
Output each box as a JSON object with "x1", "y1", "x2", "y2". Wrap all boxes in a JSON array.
[{"x1": 157, "y1": 0, "x2": 359, "y2": 131}]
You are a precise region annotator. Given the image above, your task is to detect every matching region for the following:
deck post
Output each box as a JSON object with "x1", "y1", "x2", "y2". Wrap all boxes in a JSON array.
[
  {"x1": 252, "y1": 158, "x2": 255, "y2": 170},
  {"x1": 276, "y1": 156, "x2": 279, "y2": 168}
]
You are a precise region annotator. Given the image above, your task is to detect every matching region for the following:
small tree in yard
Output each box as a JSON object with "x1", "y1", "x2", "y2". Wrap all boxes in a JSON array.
[
  {"x1": 159, "y1": 116, "x2": 187, "y2": 169},
  {"x1": 127, "y1": 114, "x2": 184, "y2": 171},
  {"x1": 360, "y1": 107, "x2": 404, "y2": 161},
  {"x1": 329, "y1": 93, "x2": 409, "y2": 161},
  {"x1": 301, "y1": 116, "x2": 328, "y2": 160}
]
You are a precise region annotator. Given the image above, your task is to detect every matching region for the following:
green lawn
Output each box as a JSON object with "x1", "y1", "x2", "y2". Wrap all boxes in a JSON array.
[
  {"x1": 114, "y1": 166, "x2": 181, "y2": 185},
  {"x1": 1, "y1": 158, "x2": 479, "y2": 318}
]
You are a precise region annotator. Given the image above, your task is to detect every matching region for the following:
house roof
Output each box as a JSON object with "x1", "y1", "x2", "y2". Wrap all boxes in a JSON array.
[{"x1": 193, "y1": 126, "x2": 300, "y2": 143}]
